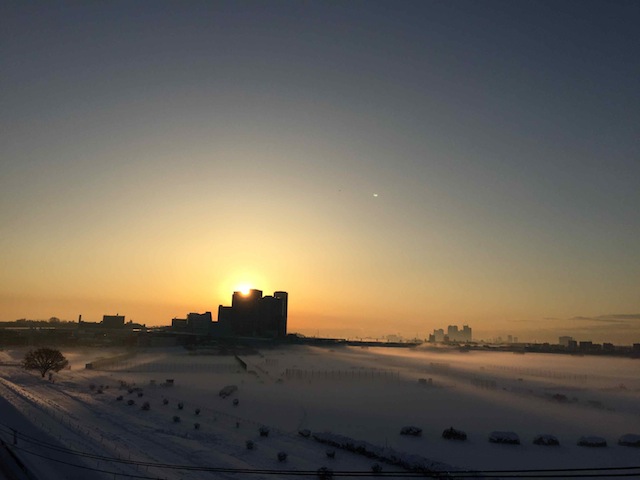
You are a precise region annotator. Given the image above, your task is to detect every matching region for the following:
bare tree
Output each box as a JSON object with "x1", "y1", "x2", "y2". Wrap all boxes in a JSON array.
[{"x1": 22, "y1": 348, "x2": 68, "y2": 377}]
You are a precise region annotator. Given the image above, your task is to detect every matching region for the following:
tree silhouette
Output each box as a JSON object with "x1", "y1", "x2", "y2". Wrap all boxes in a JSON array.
[{"x1": 22, "y1": 348, "x2": 68, "y2": 377}]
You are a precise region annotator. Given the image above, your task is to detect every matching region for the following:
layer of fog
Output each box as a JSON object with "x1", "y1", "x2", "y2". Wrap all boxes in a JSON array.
[{"x1": 2, "y1": 345, "x2": 638, "y2": 477}]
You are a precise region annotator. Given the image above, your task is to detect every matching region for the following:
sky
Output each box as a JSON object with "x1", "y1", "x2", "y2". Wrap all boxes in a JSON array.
[{"x1": 1, "y1": 0, "x2": 639, "y2": 343}]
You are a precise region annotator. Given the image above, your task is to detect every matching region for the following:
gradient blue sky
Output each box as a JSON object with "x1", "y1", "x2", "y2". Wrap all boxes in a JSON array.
[{"x1": 1, "y1": 0, "x2": 639, "y2": 342}]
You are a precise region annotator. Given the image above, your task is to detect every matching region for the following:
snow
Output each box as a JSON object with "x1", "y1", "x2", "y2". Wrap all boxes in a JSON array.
[
  {"x1": 489, "y1": 431, "x2": 521, "y2": 444},
  {"x1": 399, "y1": 426, "x2": 422, "y2": 436},
  {"x1": 532, "y1": 434, "x2": 560, "y2": 446},
  {"x1": 1, "y1": 345, "x2": 639, "y2": 479},
  {"x1": 578, "y1": 436, "x2": 608, "y2": 447},
  {"x1": 618, "y1": 434, "x2": 640, "y2": 447}
]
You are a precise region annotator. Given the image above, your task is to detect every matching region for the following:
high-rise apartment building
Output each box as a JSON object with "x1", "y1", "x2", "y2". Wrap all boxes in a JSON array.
[
  {"x1": 218, "y1": 289, "x2": 288, "y2": 338},
  {"x1": 430, "y1": 324, "x2": 472, "y2": 342}
]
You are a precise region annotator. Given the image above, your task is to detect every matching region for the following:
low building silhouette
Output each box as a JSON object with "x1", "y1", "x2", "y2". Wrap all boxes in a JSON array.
[
  {"x1": 559, "y1": 336, "x2": 574, "y2": 347},
  {"x1": 579, "y1": 341, "x2": 594, "y2": 351},
  {"x1": 171, "y1": 318, "x2": 187, "y2": 330},
  {"x1": 187, "y1": 312, "x2": 212, "y2": 334},
  {"x1": 102, "y1": 314, "x2": 125, "y2": 329}
]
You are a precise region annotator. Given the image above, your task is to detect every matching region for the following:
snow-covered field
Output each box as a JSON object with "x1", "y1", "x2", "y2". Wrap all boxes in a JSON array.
[{"x1": 0, "y1": 345, "x2": 639, "y2": 479}]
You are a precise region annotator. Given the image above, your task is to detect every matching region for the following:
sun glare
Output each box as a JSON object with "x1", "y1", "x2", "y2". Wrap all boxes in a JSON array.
[{"x1": 236, "y1": 284, "x2": 252, "y2": 295}]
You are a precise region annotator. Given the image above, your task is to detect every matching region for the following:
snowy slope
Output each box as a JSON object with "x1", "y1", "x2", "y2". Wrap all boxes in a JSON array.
[{"x1": 0, "y1": 345, "x2": 638, "y2": 479}]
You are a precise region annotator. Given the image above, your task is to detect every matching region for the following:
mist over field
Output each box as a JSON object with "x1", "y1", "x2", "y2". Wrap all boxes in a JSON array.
[{"x1": 1, "y1": 345, "x2": 638, "y2": 479}]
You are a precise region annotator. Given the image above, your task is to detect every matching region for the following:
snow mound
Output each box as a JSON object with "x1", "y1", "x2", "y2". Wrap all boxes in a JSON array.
[
  {"x1": 400, "y1": 426, "x2": 422, "y2": 436},
  {"x1": 442, "y1": 427, "x2": 467, "y2": 441},
  {"x1": 312, "y1": 431, "x2": 467, "y2": 477},
  {"x1": 617, "y1": 434, "x2": 640, "y2": 447},
  {"x1": 489, "y1": 431, "x2": 520, "y2": 444},
  {"x1": 577, "y1": 436, "x2": 607, "y2": 447},
  {"x1": 533, "y1": 434, "x2": 559, "y2": 446},
  {"x1": 218, "y1": 384, "x2": 237, "y2": 398}
]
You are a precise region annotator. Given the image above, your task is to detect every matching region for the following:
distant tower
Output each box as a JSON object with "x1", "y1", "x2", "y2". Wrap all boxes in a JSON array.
[
  {"x1": 447, "y1": 325, "x2": 459, "y2": 341},
  {"x1": 462, "y1": 325, "x2": 472, "y2": 342},
  {"x1": 273, "y1": 291, "x2": 288, "y2": 337},
  {"x1": 432, "y1": 329, "x2": 444, "y2": 342}
]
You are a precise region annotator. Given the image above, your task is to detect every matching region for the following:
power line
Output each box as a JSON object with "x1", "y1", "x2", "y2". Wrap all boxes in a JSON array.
[
  {"x1": 3, "y1": 444, "x2": 459, "y2": 478},
  {"x1": 2, "y1": 423, "x2": 639, "y2": 478},
  {"x1": 1, "y1": 426, "x2": 433, "y2": 477},
  {"x1": 1, "y1": 446, "x2": 164, "y2": 480},
  {"x1": 10, "y1": 445, "x2": 640, "y2": 479},
  {"x1": 10, "y1": 446, "x2": 640, "y2": 479}
]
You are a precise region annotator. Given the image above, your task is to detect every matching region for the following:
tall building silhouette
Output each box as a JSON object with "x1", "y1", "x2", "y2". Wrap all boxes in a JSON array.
[
  {"x1": 447, "y1": 325, "x2": 459, "y2": 340},
  {"x1": 430, "y1": 324, "x2": 472, "y2": 342},
  {"x1": 461, "y1": 325, "x2": 472, "y2": 342},
  {"x1": 217, "y1": 289, "x2": 288, "y2": 338},
  {"x1": 273, "y1": 291, "x2": 288, "y2": 337}
]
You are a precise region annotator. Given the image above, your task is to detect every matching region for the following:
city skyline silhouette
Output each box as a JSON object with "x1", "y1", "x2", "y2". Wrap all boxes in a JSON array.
[{"x1": 1, "y1": 1, "x2": 639, "y2": 344}]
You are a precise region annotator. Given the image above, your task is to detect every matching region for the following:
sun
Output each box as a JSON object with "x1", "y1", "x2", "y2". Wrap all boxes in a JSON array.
[{"x1": 236, "y1": 283, "x2": 252, "y2": 295}]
